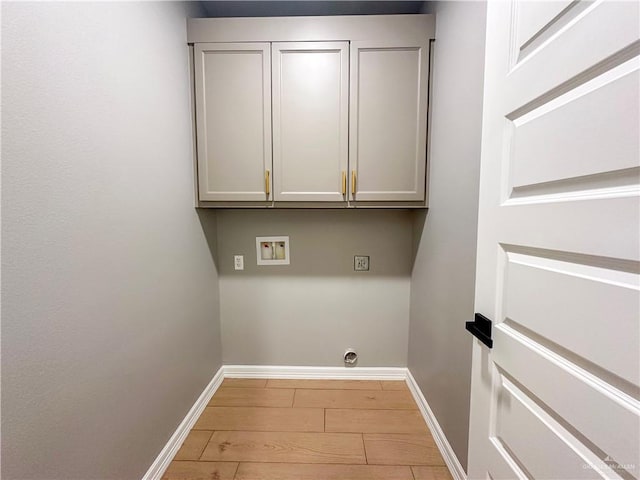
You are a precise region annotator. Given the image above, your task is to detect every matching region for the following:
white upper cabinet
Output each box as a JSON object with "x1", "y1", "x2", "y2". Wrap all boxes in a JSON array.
[
  {"x1": 188, "y1": 15, "x2": 435, "y2": 207},
  {"x1": 272, "y1": 42, "x2": 349, "y2": 202},
  {"x1": 194, "y1": 43, "x2": 272, "y2": 201},
  {"x1": 349, "y1": 41, "x2": 429, "y2": 202}
]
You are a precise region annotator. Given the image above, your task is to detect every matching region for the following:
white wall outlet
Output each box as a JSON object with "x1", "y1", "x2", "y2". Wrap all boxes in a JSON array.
[
  {"x1": 354, "y1": 255, "x2": 370, "y2": 271},
  {"x1": 234, "y1": 255, "x2": 244, "y2": 271}
]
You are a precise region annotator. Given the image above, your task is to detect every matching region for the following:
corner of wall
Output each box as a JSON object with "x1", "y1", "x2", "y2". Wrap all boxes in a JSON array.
[{"x1": 407, "y1": 0, "x2": 488, "y2": 472}]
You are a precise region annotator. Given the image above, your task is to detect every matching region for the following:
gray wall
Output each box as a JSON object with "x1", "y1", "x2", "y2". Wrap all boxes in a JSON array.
[
  {"x1": 408, "y1": 1, "x2": 487, "y2": 472},
  {"x1": 1, "y1": 2, "x2": 222, "y2": 479},
  {"x1": 217, "y1": 210, "x2": 412, "y2": 367}
]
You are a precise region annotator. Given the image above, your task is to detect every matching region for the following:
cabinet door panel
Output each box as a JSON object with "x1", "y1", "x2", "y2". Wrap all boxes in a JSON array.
[
  {"x1": 272, "y1": 42, "x2": 349, "y2": 202},
  {"x1": 195, "y1": 43, "x2": 272, "y2": 201},
  {"x1": 350, "y1": 42, "x2": 428, "y2": 201}
]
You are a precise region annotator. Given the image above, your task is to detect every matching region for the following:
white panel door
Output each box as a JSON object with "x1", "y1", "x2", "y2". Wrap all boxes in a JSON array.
[
  {"x1": 194, "y1": 43, "x2": 272, "y2": 201},
  {"x1": 468, "y1": 1, "x2": 640, "y2": 479},
  {"x1": 272, "y1": 42, "x2": 349, "y2": 202},
  {"x1": 349, "y1": 40, "x2": 428, "y2": 202}
]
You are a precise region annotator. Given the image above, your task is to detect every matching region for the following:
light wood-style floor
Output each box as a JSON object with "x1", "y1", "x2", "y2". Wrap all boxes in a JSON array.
[{"x1": 162, "y1": 379, "x2": 453, "y2": 480}]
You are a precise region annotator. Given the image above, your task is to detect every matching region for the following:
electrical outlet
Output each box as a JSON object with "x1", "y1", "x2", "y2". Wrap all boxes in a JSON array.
[
  {"x1": 234, "y1": 255, "x2": 244, "y2": 271},
  {"x1": 354, "y1": 255, "x2": 369, "y2": 271}
]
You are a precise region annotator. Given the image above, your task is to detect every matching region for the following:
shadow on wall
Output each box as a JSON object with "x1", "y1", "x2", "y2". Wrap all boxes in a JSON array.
[
  {"x1": 411, "y1": 209, "x2": 427, "y2": 269},
  {"x1": 196, "y1": 209, "x2": 219, "y2": 271},
  {"x1": 214, "y1": 209, "x2": 415, "y2": 278}
]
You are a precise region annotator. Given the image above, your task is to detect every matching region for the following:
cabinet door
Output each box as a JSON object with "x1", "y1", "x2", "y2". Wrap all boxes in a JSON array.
[
  {"x1": 194, "y1": 43, "x2": 272, "y2": 201},
  {"x1": 349, "y1": 41, "x2": 428, "y2": 201},
  {"x1": 272, "y1": 42, "x2": 349, "y2": 202}
]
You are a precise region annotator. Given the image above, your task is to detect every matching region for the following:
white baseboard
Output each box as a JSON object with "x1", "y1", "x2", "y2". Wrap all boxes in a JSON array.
[
  {"x1": 142, "y1": 364, "x2": 465, "y2": 480},
  {"x1": 223, "y1": 364, "x2": 407, "y2": 380},
  {"x1": 406, "y1": 369, "x2": 467, "y2": 480},
  {"x1": 141, "y1": 366, "x2": 224, "y2": 480}
]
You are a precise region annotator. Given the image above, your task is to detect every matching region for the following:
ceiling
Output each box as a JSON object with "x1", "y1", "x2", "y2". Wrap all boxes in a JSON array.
[{"x1": 199, "y1": 1, "x2": 427, "y2": 17}]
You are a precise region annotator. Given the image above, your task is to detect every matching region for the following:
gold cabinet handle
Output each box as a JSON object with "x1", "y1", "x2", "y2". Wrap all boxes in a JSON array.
[
  {"x1": 341, "y1": 171, "x2": 346, "y2": 195},
  {"x1": 265, "y1": 170, "x2": 270, "y2": 196},
  {"x1": 351, "y1": 170, "x2": 356, "y2": 195}
]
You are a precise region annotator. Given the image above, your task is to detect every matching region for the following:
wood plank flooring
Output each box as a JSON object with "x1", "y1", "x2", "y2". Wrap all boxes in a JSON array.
[{"x1": 163, "y1": 379, "x2": 452, "y2": 480}]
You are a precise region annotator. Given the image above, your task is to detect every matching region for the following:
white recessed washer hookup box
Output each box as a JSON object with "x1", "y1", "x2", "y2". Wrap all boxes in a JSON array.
[{"x1": 256, "y1": 236, "x2": 290, "y2": 265}]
